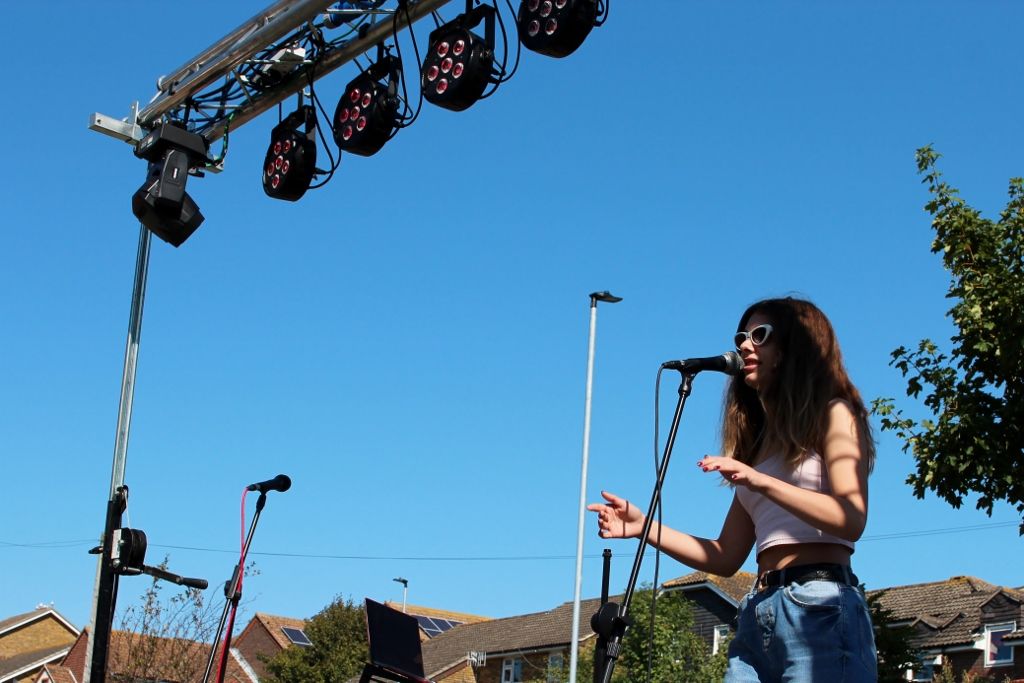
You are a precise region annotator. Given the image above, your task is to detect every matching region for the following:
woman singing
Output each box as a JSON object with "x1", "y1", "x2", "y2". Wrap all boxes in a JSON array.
[{"x1": 588, "y1": 297, "x2": 878, "y2": 681}]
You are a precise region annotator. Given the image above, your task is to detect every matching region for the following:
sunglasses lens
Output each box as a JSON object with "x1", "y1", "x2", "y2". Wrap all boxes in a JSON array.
[
  {"x1": 734, "y1": 332, "x2": 746, "y2": 348},
  {"x1": 751, "y1": 325, "x2": 770, "y2": 345}
]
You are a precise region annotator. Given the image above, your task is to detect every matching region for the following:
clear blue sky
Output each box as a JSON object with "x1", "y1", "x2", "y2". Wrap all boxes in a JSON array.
[{"x1": 1, "y1": 1, "x2": 1021, "y2": 632}]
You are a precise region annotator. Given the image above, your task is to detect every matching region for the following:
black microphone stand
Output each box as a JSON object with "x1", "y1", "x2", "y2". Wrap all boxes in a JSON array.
[
  {"x1": 201, "y1": 491, "x2": 268, "y2": 683},
  {"x1": 591, "y1": 370, "x2": 696, "y2": 683}
]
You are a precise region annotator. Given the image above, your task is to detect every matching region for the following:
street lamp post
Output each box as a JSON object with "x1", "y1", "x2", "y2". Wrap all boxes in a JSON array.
[
  {"x1": 569, "y1": 290, "x2": 621, "y2": 683},
  {"x1": 393, "y1": 577, "x2": 409, "y2": 613}
]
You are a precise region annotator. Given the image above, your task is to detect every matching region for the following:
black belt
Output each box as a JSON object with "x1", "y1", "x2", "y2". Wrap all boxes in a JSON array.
[{"x1": 757, "y1": 563, "x2": 857, "y2": 591}]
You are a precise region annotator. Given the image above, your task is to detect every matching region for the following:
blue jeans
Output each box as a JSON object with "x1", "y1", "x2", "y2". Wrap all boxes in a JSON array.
[{"x1": 724, "y1": 577, "x2": 878, "y2": 682}]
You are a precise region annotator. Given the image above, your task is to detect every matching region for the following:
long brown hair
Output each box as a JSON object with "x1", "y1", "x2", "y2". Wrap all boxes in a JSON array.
[{"x1": 721, "y1": 297, "x2": 875, "y2": 471}]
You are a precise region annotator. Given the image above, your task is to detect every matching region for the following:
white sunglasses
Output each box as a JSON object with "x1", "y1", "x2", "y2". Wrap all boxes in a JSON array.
[{"x1": 734, "y1": 323, "x2": 774, "y2": 350}]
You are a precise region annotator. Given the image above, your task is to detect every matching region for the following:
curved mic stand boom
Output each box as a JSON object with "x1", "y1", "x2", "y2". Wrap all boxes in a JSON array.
[
  {"x1": 202, "y1": 491, "x2": 270, "y2": 683},
  {"x1": 590, "y1": 370, "x2": 697, "y2": 683}
]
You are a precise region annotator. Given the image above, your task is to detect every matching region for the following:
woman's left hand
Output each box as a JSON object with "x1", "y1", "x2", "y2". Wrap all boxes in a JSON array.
[{"x1": 698, "y1": 456, "x2": 766, "y2": 492}]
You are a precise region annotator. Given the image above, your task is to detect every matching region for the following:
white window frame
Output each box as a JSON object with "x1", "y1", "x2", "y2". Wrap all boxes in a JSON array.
[
  {"x1": 502, "y1": 657, "x2": 523, "y2": 683},
  {"x1": 984, "y1": 622, "x2": 1016, "y2": 667},
  {"x1": 712, "y1": 624, "x2": 731, "y2": 655}
]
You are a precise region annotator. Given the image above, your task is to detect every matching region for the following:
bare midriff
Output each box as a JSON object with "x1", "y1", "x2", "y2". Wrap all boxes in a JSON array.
[{"x1": 757, "y1": 542, "x2": 853, "y2": 574}]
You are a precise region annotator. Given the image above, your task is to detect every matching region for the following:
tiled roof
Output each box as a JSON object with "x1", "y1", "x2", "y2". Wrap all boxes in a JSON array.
[
  {"x1": 0, "y1": 643, "x2": 71, "y2": 680},
  {"x1": 251, "y1": 612, "x2": 309, "y2": 650},
  {"x1": 60, "y1": 628, "x2": 252, "y2": 683},
  {"x1": 384, "y1": 602, "x2": 490, "y2": 625},
  {"x1": 0, "y1": 608, "x2": 78, "y2": 638},
  {"x1": 867, "y1": 576, "x2": 1024, "y2": 649},
  {"x1": 420, "y1": 596, "x2": 612, "y2": 677},
  {"x1": 35, "y1": 664, "x2": 78, "y2": 683},
  {"x1": 662, "y1": 570, "x2": 757, "y2": 604}
]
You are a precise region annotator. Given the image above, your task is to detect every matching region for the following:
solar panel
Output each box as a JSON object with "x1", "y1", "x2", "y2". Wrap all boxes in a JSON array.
[
  {"x1": 281, "y1": 626, "x2": 312, "y2": 646},
  {"x1": 413, "y1": 615, "x2": 463, "y2": 637}
]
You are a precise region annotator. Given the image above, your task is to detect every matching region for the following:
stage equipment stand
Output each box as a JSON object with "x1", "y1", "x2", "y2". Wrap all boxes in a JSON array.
[
  {"x1": 591, "y1": 370, "x2": 696, "y2": 683},
  {"x1": 202, "y1": 491, "x2": 271, "y2": 683},
  {"x1": 83, "y1": 224, "x2": 153, "y2": 683},
  {"x1": 569, "y1": 291, "x2": 621, "y2": 683}
]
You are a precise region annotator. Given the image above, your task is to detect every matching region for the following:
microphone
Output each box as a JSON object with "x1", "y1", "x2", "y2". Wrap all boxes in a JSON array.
[
  {"x1": 247, "y1": 474, "x2": 292, "y2": 493},
  {"x1": 661, "y1": 351, "x2": 743, "y2": 375}
]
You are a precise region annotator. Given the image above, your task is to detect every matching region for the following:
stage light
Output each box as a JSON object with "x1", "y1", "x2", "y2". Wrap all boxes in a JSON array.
[
  {"x1": 333, "y1": 52, "x2": 401, "y2": 157},
  {"x1": 517, "y1": 0, "x2": 597, "y2": 58},
  {"x1": 262, "y1": 105, "x2": 317, "y2": 201},
  {"x1": 421, "y1": 4, "x2": 497, "y2": 112},
  {"x1": 131, "y1": 123, "x2": 209, "y2": 247}
]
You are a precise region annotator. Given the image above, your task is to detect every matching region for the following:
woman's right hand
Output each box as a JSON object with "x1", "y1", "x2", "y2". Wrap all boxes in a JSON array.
[{"x1": 586, "y1": 491, "x2": 645, "y2": 539}]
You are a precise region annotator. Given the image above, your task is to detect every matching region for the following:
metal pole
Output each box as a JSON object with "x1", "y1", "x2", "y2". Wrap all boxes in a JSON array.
[
  {"x1": 83, "y1": 223, "x2": 153, "y2": 683},
  {"x1": 393, "y1": 577, "x2": 409, "y2": 613},
  {"x1": 569, "y1": 291, "x2": 620, "y2": 683}
]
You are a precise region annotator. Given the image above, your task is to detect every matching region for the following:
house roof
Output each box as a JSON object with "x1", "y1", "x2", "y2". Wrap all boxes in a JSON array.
[
  {"x1": 662, "y1": 570, "x2": 757, "y2": 604},
  {"x1": 0, "y1": 644, "x2": 72, "y2": 682},
  {"x1": 245, "y1": 612, "x2": 309, "y2": 650},
  {"x1": 34, "y1": 664, "x2": 78, "y2": 683},
  {"x1": 0, "y1": 608, "x2": 79, "y2": 638},
  {"x1": 867, "y1": 576, "x2": 1024, "y2": 649},
  {"x1": 420, "y1": 595, "x2": 610, "y2": 677},
  {"x1": 60, "y1": 628, "x2": 253, "y2": 683},
  {"x1": 383, "y1": 602, "x2": 491, "y2": 625}
]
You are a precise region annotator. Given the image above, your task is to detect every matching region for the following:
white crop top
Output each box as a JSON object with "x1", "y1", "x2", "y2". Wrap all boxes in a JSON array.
[{"x1": 734, "y1": 451, "x2": 855, "y2": 557}]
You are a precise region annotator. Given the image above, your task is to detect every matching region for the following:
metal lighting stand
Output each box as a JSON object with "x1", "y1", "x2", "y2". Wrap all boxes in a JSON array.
[
  {"x1": 83, "y1": 224, "x2": 152, "y2": 683},
  {"x1": 569, "y1": 290, "x2": 621, "y2": 683},
  {"x1": 591, "y1": 370, "x2": 697, "y2": 683},
  {"x1": 84, "y1": 3, "x2": 454, "y2": 681}
]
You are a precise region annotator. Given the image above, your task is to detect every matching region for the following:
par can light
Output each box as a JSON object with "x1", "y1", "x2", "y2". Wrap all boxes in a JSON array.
[
  {"x1": 334, "y1": 54, "x2": 401, "y2": 157},
  {"x1": 517, "y1": 0, "x2": 597, "y2": 58},
  {"x1": 263, "y1": 106, "x2": 318, "y2": 201},
  {"x1": 421, "y1": 4, "x2": 497, "y2": 112}
]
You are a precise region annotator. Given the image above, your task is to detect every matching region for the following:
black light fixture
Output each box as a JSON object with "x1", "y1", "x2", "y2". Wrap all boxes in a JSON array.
[
  {"x1": 517, "y1": 0, "x2": 597, "y2": 58},
  {"x1": 333, "y1": 46, "x2": 401, "y2": 157},
  {"x1": 421, "y1": 2, "x2": 497, "y2": 112},
  {"x1": 131, "y1": 123, "x2": 209, "y2": 247},
  {"x1": 263, "y1": 105, "x2": 318, "y2": 201}
]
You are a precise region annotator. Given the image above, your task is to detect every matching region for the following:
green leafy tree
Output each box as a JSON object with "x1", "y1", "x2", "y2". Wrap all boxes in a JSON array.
[
  {"x1": 866, "y1": 589, "x2": 920, "y2": 682},
  {"x1": 538, "y1": 586, "x2": 726, "y2": 683},
  {"x1": 872, "y1": 146, "x2": 1024, "y2": 533},
  {"x1": 263, "y1": 596, "x2": 368, "y2": 683}
]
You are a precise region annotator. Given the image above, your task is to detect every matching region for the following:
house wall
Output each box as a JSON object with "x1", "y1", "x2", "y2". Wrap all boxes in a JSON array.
[
  {"x1": 0, "y1": 618, "x2": 76, "y2": 658},
  {"x1": 475, "y1": 650, "x2": 562, "y2": 683},
  {"x1": 234, "y1": 621, "x2": 281, "y2": 681},
  {"x1": 953, "y1": 593, "x2": 1024, "y2": 681},
  {"x1": 683, "y1": 588, "x2": 738, "y2": 650}
]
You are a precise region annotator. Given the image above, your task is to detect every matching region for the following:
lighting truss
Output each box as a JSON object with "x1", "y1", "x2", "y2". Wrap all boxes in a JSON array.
[{"x1": 90, "y1": 0, "x2": 453, "y2": 149}]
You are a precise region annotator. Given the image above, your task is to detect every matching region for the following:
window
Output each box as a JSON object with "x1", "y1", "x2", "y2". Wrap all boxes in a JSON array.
[
  {"x1": 546, "y1": 652, "x2": 564, "y2": 683},
  {"x1": 713, "y1": 624, "x2": 732, "y2": 655},
  {"x1": 502, "y1": 657, "x2": 523, "y2": 683},
  {"x1": 984, "y1": 622, "x2": 1015, "y2": 667}
]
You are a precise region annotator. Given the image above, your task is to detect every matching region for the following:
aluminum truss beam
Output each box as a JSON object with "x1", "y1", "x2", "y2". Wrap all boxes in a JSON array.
[{"x1": 91, "y1": 0, "x2": 453, "y2": 147}]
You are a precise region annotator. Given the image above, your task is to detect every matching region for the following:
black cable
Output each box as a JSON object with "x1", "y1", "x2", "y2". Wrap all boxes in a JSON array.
[
  {"x1": 392, "y1": 0, "x2": 425, "y2": 129},
  {"x1": 594, "y1": 0, "x2": 609, "y2": 27},
  {"x1": 305, "y1": 66, "x2": 342, "y2": 189},
  {"x1": 478, "y1": 0, "x2": 508, "y2": 99},
  {"x1": 645, "y1": 368, "x2": 666, "y2": 683}
]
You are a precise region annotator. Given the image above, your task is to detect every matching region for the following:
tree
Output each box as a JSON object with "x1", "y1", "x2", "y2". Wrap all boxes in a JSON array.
[
  {"x1": 113, "y1": 557, "x2": 225, "y2": 683},
  {"x1": 872, "y1": 146, "x2": 1024, "y2": 533},
  {"x1": 866, "y1": 589, "x2": 920, "y2": 683},
  {"x1": 262, "y1": 596, "x2": 368, "y2": 683},
  {"x1": 539, "y1": 586, "x2": 727, "y2": 683}
]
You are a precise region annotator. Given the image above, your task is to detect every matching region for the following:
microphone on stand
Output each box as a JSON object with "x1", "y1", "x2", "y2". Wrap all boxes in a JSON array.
[
  {"x1": 246, "y1": 474, "x2": 292, "y2": 493},
  {"x1": 661, "y1": 351, "x2": 743, "y2": 375}
]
